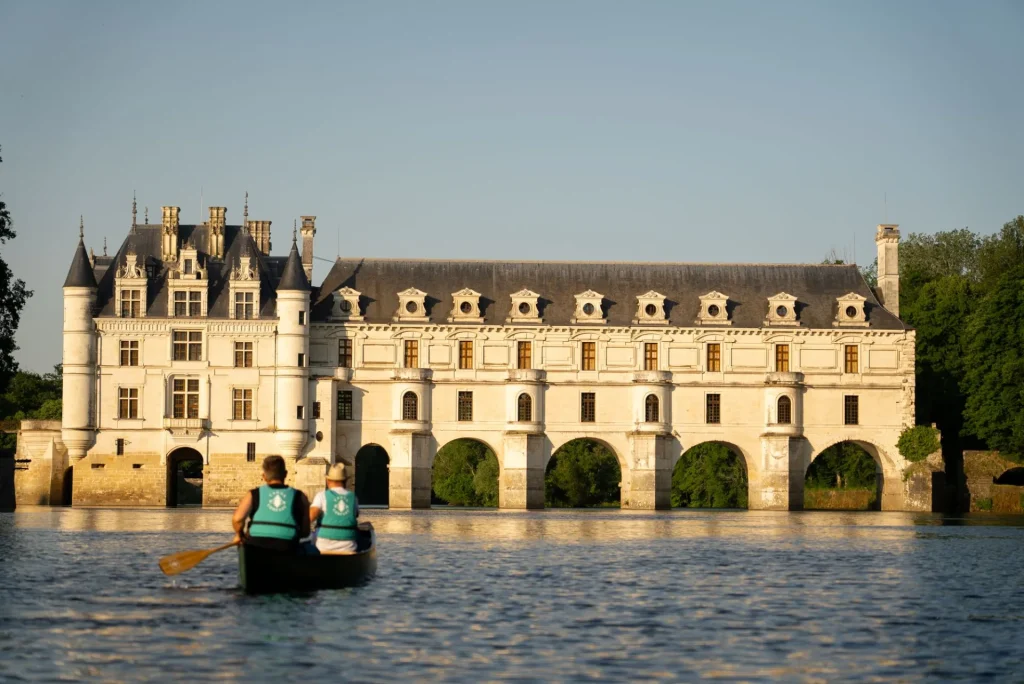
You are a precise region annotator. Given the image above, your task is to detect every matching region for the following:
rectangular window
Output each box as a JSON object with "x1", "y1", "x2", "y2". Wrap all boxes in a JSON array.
[
  {"x1": 707, "y1": 344, "x2": 721, "y2": 372},
  {"x1": 338, "y1": 339, "x2": 353, "y2": 368},
  {"x1": 457, "y1": 391, "x2": 473, "y2": 421},
  {"x1": 116, "y1": 438, "x2": 125, "y2": 456},
  {"x1": 706, "y1": 393, "x2": 721, "y2": 424},
  {"x1": 581, "y1": 392, "x2": 596, "y2": 422},
  {"x1": 188, "y1": 291, "x2": 202, "y2": 317},
  {"x1": 337, "y1": 390, "x2": 353, "y2": 421},
  {"x1": 297, "y1": 353, "x2": 305, "y2": 367},
  {"x1": 234, "y1": 341, "x2": 253, "y2": 368},
  {"x1": 246, "y1": 442, "x2": 256, "y2": 463},
  {"x1": 582, "y1": 342, "x2": 596, "y2": 371},
  {"x1": 404, "y1": 340, "x2": 419, "y2": 368},
  {"x1": 844, "y1": 345, "x2": 859, "y2": 374},
  {"x1": 234, "y1": 291, "x2": 255, "y2": 319},
  {"x1": 298, "y1": 311, "x2": 306, "y2": 325},
  {"x1": 232, "y1": 389, "x2": 253, "y2": 420},
  {"x1": 313, "y1": 401, "x2": 321, "y2": 419},
  {"x1": 644, "y1": 343, "x2": 658, "y2": 371},
  {"x1": 459, "y1": 341, "x2": 473, "y2": 370},
  {"x1": 120, "y1": 340, "x2": 139, "y2": 367},
  {"x1": 517, "y1": 341, "x2": 532, "y2": 370},
  {"x1": 118, "y1": 387, "x2": 138, "y2": 420},
  {"x1": 171, "y1": 378, "x2": 200, "y2": 419},
  {"x1": 297, "y1": 405, "x2": 304, "y2": 420},
  {"x1": 775, "y1": 344, "x2": 790, "y2": 373},
  {"x1": 184, "y1": 258, "x2": 194, "y2": 275},
  {"x1": 172, "y1": 331, "x2": 202, "y2": 361},
  {"x1": 120, "y1": 289, "x2": 141, "y2": 318},
  {"x1": 844, "y1": 395, "x2": 859, "y2": 425},
  {"x1": 173, "y1": 291, "x2": 187, "y2": 317}
]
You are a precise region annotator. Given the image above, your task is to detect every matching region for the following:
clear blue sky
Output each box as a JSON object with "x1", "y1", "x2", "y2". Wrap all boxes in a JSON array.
[{"x1": 1, "y1": 0, "x2": 1022, "y2": 372}]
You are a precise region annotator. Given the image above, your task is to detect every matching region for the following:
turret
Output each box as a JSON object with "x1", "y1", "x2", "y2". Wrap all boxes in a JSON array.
[
  {"x1": 875, "y1": 224, "x2": 900, "y2": 316},
  {"x1": 274, "y1": 232, "x2": 312, "y2": 461},
  {"x1": 62, "y1": 218, "x2": 98, "y2": 462}
]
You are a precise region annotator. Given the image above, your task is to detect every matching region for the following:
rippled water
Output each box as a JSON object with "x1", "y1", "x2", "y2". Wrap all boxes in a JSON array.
[{"x1": 1, "y1": 507, "x2": 1023, "y2": 682}]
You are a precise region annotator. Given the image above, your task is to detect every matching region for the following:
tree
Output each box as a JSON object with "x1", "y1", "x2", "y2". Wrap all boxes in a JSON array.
[
  {"x1": 671, "y1": 443, "x2": 747, "y2": 508},
  {"x1": 0, "y1": 365, "x2": 63, "y2": 451},
  {"x1": 0, "y1": 146, "x2": 33, "y2": 392},
  {"x1": 804, "y1": 442, "x2": 878, "y2": 490},
  {"x1": 431, "y1": 439, "x2": 498, "y2": 506},
  {"x1": 544, "y1": 439, "x2": 620, "y2": 507},
  {"x1": 961, "y1": 264, "x2": 1024, "y2": 461},
  {"x1": 976, "y1": 216, "x2": 1024, "y2": 294}
]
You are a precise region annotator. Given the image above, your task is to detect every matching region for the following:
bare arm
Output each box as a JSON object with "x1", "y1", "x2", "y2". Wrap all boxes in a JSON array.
[
  {"x1": 232, "y1": 491, "x2": 252, "y2": 542},
  {"x1": 309, "y1": 506, "x2": 322, "y2": 526}
]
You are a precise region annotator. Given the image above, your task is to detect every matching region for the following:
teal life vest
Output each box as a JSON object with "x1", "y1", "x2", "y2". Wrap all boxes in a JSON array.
[
  {"x1": 248, "y1": 485, "x2": 300, "y2": 541},
  {"x1": 318, "y1": 489, "x2": 357, "y2": 541}
]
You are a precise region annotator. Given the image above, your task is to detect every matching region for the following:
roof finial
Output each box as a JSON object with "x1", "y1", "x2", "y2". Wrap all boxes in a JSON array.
[
  {"x1": 79, "y1": 215, "x2": 84, "y2": 240},
  {"x1": 293, "y1": 219, "x2": 297, "y2": 243},
  {"x1": 243, "y1": 191, "x2": 249, "y2": 228},
  {"x1": 131, "y1": 191, "x2": 137, "y2": 232},
  {"x1": 144, "y1": 206, "x2": 149, "y2": 223},
  {"x1": 103, "y1": 236, "x2": 107, "y2": 257}
]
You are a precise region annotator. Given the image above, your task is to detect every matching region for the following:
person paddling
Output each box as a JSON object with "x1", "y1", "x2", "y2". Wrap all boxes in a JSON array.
[
  {"x1": 309, "y1": 463, "x2": 360, "y2": 553},
  {"x1": 232, "y1": 455, "x2": 311, "y2": 553}
]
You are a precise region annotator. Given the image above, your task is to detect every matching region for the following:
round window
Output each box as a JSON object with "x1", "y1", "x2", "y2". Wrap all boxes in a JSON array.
[
  {"x1": 518, "y1": 302, "x2": 531, "y2": 315},
  {"x1": 460, "y1": 301, "x2": 472, "y2": 314},
  {"x1": 845, "y1": 305, "x2": 857, "y2": 318},
  {"x1": 582, "y1": 303, "x2": 595, "y2": 316},
  {"x1": 645, "y1": 303, "x2": 657, "y2": 317},
  {"x1": 776, "y1": 305, "x2": 788, "y2": 317},
  {"x1": 340, "y1": 300, "x2": 352, "y2": 313},
  {"x1": 707, "y1": 304, "x2": 720, "y2": 317},
  {"x1": 315, "y1": 431, "x2": 323, "y2": 443},
  {"x1": 405, "y1": 301, "x2": 418, "y2": 314}
]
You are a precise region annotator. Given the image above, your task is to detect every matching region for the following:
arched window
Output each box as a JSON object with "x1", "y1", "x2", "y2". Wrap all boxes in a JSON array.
[
  {"x1": 517, "y1": 393, "x2": 532, "y2": 422},
  {"x1": 645, "y1": 394, "x2": 659, "y2": 423},
  {"x1": 777, "y1": 396, "x2": 792, "y2": 425},
  {"x1": 402, "y1": 391, "x2": 418, "y2": 421}
]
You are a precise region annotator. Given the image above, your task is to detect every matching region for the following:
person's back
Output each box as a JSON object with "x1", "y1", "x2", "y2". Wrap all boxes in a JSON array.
[
  {"x1": 311, "y1": 464, "x2": 359, "y2": 553},
  {"x1": 233, "y1": 455, "x2": 310, "y2": 553}
]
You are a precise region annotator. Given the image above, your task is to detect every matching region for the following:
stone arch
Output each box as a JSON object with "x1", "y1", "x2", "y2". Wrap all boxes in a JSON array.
[
  {"x1": 166, "y1": 447, "x2": 203, "y2": 507},
  {"x1": 354, "y1": 443, "x2": 390, "y2": 506},
  {"x1": 994, "y1": 467, "x2": 1024, "y2": 486},
  {"x1": 805, "y1": 439, "x2": 886, "y2": 511},
  {"x1": 546, "y1": 434, "x2": 627, "y2": 473},
  {"x1": 544, "y1": 437, "x2": 623, "y2": 508},
  {"x1": 431, "y1": 437, "x2": 500, "y2": 507},
  {"x1": 671, "y1": 441, "x2": 749, "y2": 509}
]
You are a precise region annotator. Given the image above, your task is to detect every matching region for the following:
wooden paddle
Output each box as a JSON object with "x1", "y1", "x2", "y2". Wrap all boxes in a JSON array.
[{"x1": 159, "y1": 540, "x2": 240, "y2": 576}]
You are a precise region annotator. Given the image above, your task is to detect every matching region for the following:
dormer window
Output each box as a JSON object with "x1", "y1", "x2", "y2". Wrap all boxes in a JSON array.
[
  {"x1": 184, "y1": 258, "x2": 194, "y2": 275},
  {"x1": 332, "y1": 287, "x2": 363, "y2": 321},
  {"x1": 396, "y1": 288, "x2": 429, "y2": 322},
  {"x1": 572, "y1": 290, "x2": 606, "y2": 324},
  {"x1": 697, "y1": 291, "x2": 731, "y2": 326},
  {"x1": 834, "y1": 293, "x2": 868, "y2": 327},
  {"x1": 765, "y1": 292, "x2": 799, "y2": 327},
  {"x1": 115, "y1": 250, "x2": 148, "y2": 318},
  {"x1": 449, "y1": 288, "x2": 483, "y2": 323},
  {"x1": 635, "y1": 290, "x2": 667, "y2": 324},
  {"x1": 229, "y1": 250, "x2": 260, "y2": 320},
  {"x1": 507, "y1": 289, "x2": 542, "y2": 323}
]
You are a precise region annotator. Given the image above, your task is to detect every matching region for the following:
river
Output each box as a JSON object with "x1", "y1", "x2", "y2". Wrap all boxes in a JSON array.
[{"x1": 1, "y1": 507, "x2": 1022, "y2": 681}]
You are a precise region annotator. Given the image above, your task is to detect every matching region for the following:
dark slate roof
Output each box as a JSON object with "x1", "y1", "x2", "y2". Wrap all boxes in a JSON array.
[
  {"x1": 63, "y1": 238, "x2": 97, "y2": 288},
  {"x1": 90, "y1": 225, "x2": 287, "y2": 318},
  {"x1": 312, "y1": 258, "x2": 906, "y2": 330},
  {"x1": 276, "y1": 240, "x2": 310, "y2": 292}
]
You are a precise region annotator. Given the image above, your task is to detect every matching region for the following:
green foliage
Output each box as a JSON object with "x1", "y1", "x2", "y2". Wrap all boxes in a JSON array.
[
  {"x1": 0, "y1": 147, "x2": 33, "y2": 392},
  {"x1": 805, "y1": 442, "x2": 878, "y2": 490},
  {"x1": 897, "y1": 425, "x2": 941, "y2": 463},
  {"x1": 354, "y1": 445, "x2": 389, "y2": 505},
  {"x1": 976, "y1": 497, "x2": 993, "y2": 511},
  {"x1": 671, "y1": 443, "x2": 747, "y2": 508},
  {"x1": 0, "y1": 366, "x2": 62, "y2": 450},
  {"x1": 432, "y1": 439, "x2": 498, "y2": 507},
  {"x1": 544, "y1": 439, "x2": 620, "y2": 507},
  {"x1": 961, "y1": 264, "x2": 1024, "y2": 462}
]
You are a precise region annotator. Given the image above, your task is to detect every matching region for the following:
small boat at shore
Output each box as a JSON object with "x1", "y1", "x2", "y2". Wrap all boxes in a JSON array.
[{"x1": 238, "y1": 522, "x2": 377, "y2": 594}]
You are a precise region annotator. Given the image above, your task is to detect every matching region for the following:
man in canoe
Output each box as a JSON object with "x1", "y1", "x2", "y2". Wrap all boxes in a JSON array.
[
  {"x1": 309, "y1": 463, "x2": 360, "y2": 553},
  {"x1": 232, "y1": 455, "x2": 312, "y2": 553}
]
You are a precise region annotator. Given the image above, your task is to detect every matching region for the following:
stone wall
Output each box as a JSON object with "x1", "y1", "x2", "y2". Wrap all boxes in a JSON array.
[
  {"x1": 13, "y1": 421, "x2": 68, "y2": 506},
  {"x1": 901, "y1": 452, "x2": 946, "y2": 512},
  {"x1": 804, "y1": 488, "x2": 876, "y2": 510},
  {"x1": 203, "y1": 454, "x2": 263, "y2": 507},
  {"x1": 963, "y1": 450, "x2": 1022, "y2": 512},
  {"x1": 73, "y1": 452, "x2": 166, "y2": 506}
]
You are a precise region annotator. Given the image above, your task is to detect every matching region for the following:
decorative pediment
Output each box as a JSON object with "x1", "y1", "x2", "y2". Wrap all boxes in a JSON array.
[
  {"x1": 635, "y1": 290, "x2": 667, "y2": 324},
  {"x1": 117, "y1": 251, "x2": 146, "y2": 280},
  {"x1": 170, "y1": 246, "x2": 207, "y2": 281},
  {"x1": 765, "y1": 292, "x2": 799, "y2": 327},
  {"x1": 449, "y1": 288, "x2": 483, "y2": 323},
  {"x1": 396, "y1": 287, "x2": 429, "y2": 322},
  {"x1": 231, "y1": 251, "x2": 258, "y2": 282},
  {"x1": 696, "y1": 291, "x2": 731, "y2": 326},
  {"x1": 332, "y1": 286, "x2": 363, "y2": 321},
  {"x1": 572, "y1": 289, "x2": 606, "y2": 324},
  {"x1": 508, "y1": 288, "x2": 541, "y2": 323},
  {"x1": 834, "y1": 292, "x2": 868, "y2": 327}
]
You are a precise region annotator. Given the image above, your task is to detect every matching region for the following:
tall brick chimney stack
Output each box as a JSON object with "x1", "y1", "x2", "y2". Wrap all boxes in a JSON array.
[
  {"x1": 300, "y1": 216, "x2": 316, "y2": 281},
  {"x1": 875, "y1": 224, "x2": 900, "y2": 317},
  {"x1": 209, "y1": 206, "x2": 226, "y2": 259},
  {"x1": 161, "y1": 206, "x2": 180, "y2": 262}
]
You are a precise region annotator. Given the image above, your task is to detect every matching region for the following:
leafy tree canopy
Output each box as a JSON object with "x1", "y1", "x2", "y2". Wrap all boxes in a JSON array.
[
  {"x1": 805, "y1": 442, "x2": 878, "y2": 490},
  {"x1": 432, "y1": 439, "x2": 498, "y2": 506},
  {"x1": 0, "y1": 365, "x2": 62, "y2": 451},
  {"x1": 897, "y1": 426, "x2": 941, "y2": 463},
  {"x1": 545, "y1": 439, "x2": 620, "y2": 507},
  {"x1": 0, "y1": 146, "x2": 33, "y2": 391},
  {"x1": 671, "y1": 442, "x2": 747, "y2": 508}
]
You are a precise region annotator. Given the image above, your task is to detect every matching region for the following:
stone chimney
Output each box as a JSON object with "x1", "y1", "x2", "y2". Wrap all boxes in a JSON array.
[
  {"x1": 875, "y1": 224, "x2": 900, "y2": 316},
  {"x1": 300, "y1": 216, "x2": 316, "y2": 281},
  {"x1": 161, "y1": 206, "x2": 180, "y2": 262},
  {"x1": 247, "y1": 220, "x2": 272, "y2": 256},
  {"x1": 208, "y1": 206, "x2": 227, "y2": 259}
]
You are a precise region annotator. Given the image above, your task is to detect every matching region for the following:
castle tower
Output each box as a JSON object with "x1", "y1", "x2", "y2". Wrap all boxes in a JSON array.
[
  {"x1": 62, "y1": 220, "x2": 98, "y2": 462},
  {"x1": 274, "y1": 233, "x2": 312, "y2": 462},
  {"x1": 875, "y1": 224, "x2": 900, "y2": 316}
]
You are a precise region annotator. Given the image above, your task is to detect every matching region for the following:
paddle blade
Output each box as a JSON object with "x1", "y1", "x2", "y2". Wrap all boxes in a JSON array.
[{"x1": 159, "y1": 541, "x2": 238, "y2": 576}]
